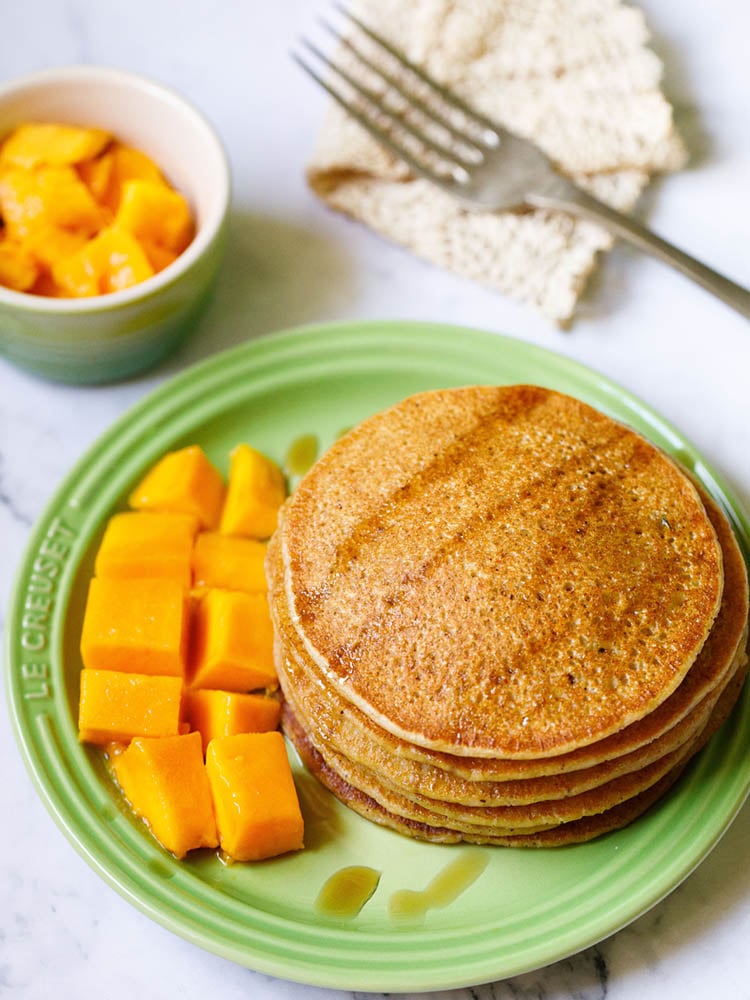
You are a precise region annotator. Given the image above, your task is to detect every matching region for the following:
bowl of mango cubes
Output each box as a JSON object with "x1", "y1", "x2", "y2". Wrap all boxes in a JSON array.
[{"x1": 0, "y1": 65, "x2": 230, "y2": 383}]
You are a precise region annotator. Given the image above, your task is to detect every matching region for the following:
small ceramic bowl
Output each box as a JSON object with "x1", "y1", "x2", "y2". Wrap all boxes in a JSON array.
[{"x1": 0, "y1": 66, "x2": 230, "y2": 384}]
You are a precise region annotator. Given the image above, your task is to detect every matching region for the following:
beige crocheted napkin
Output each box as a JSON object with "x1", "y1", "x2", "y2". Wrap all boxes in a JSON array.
[{"x1": 307, "y1": 0, "x2": 687, "y2": 324}]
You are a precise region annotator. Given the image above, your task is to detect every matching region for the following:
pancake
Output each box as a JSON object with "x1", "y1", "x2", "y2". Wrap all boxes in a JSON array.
[
  {"x1": 278, "y1": 638, "x2": 743, "y2": 807},
  {"x1": 267, "y1": 487, "x2": 748, "y2": 803},
  {"x1": 281, "y1": 652, "x2": 741, "y2": 833},
  {"x1": 284, "y1": 655, "x2": 748, "y2": 847},
  {"x1": 269, "y1": 384, "x2": 748, "y2": 846},
  {"x1": 511, "y1": 654, "x2": 749, "y2": 846},
  {"x1": 280, "y1": 386, "x2": 724, "y2": 758}
]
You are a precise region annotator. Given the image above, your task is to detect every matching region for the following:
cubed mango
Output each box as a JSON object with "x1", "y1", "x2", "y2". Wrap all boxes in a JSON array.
[
  {"x1": 76, "y1": 149, "x2": 115, "y2": 204},
  {"x1": 80, "y1": 576, "x2": 188, "y2": 676},
  {"x1": 78, "y1": 669, "x2": 182, "y2": 745},
  {"x1": 0, "y1": 239, "x2": 38, "y2": 291},
  {"x1": 52, "y1": 225, "x2": 154, "y2": 296},
  {"x1": 220, "y1": 444, "x2": 286, "y2": 540},
  {"x1": 21, "y1": 224, "x2": 90, "y2": 273},
  {"x1": 187, "y1": 589, "x2": 277, "y2": 692},
  {"x1": 184, "y1": 689, "x2": 280, "y2": 754},
  {"x1": 206, "y1": 732, "x2": 304, "y2": 861},
  {"x1": 112, "y1": 731, "x2": 218, "y2": 858},
  {"x1": 1, "y1": 123, "x2": 111, "y2": 169},
  {"x1": 139, "y1": 238, "x2": 178, "y2": 273},
  {"x1": 97, "y1": 144, "x2": 167, "y2": 213},
  {"x1": 94, "y1": 511, "x2": 198, "y2": 588},
  {"x1": 0, "y1": 165, "x2": 104, "y2": 239},
  {"x1": 0, "y1": 126, "x2": 193, "y2": 301},
  {"x1": 115, "y1": 178, "x2": 193, "y2": 253},
  {"x1": 128, "y1": 445, "x2": 225, "y2": 530},
  {"x1": 192, "y1": 532, "x2": 268, "y2": 594}
]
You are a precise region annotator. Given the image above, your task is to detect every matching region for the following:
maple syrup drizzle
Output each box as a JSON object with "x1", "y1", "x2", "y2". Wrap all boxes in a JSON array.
[
  {"x1": 315, "y1": 865, "x2": 382, "y2": 919},
  {"x1": 284, "y1": 434, "x2": 319, "y2": 477},
  {"x1": 388, "y1": 851, "x2": 488, "y2": 924}
]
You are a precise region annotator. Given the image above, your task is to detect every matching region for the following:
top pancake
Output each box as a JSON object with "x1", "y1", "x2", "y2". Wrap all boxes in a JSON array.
[
  {"x1": 268, "y1": 487, "x2": 747, "y2": 782},
  {"x1": 280, "y1": 385, "x2": 724, "y2": 758}
]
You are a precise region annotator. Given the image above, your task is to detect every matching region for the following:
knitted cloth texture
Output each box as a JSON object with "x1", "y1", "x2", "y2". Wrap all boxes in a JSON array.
[{"x1": 307, "y1": 0, "x2": 686, "y2": 323}]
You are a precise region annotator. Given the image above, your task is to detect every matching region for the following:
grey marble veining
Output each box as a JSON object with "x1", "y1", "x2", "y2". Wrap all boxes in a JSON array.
[{"x1": 1, "y1": 0, "x2": 749, "y2": 998}]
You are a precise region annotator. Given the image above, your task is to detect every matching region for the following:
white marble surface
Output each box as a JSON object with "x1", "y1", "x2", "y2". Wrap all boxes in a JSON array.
[{"x1": 1, "y1": 0, "x2": 749, "y2": 997}]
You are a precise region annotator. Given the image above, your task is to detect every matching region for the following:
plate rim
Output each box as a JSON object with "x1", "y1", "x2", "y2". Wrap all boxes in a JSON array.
[{"x1": 6, "y1": 318, "x2": 750, "y2": 992}]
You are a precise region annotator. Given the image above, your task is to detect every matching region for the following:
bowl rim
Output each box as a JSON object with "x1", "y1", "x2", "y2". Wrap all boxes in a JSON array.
[{"x1": 0, "y1": 64, "x2": 231, "y2": 315}]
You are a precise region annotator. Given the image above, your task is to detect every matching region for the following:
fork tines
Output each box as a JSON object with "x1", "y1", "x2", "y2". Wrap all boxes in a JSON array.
[{"x1": 293, "y1": 5, "x2": 501, "y2": 190}]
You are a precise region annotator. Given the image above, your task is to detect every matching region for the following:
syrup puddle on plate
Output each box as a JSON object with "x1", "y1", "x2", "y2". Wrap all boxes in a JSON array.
[
  {"x1": 315, "y1": 866, "x2": 382, "y2": 919},
  {"x1": 284, "y1": 434, "x2": 319, "y2": 478},
  {"x1": 388, "y1": 850, "x2": 489, "y2": 925}
]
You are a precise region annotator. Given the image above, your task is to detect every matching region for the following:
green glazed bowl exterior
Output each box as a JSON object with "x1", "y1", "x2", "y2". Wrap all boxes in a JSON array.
[{"x1": 0, "y1": 221, "x2": 227, "y2": 383}]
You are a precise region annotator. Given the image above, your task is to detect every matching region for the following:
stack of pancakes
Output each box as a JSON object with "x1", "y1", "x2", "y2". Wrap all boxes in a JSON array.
[{"x1": 266, "y1": 386, "x2": 749, "y2": 845}]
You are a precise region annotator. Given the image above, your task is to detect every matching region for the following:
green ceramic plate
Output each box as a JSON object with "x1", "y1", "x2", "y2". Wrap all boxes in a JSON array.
[{"x1": 6, "y1": 321, "x2": 750, "y2": 992}]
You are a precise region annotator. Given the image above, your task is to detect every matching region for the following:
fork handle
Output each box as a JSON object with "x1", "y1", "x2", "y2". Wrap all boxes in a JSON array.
[{"x1": 529, "y1": 186, "x2": 750, "y2": 320}]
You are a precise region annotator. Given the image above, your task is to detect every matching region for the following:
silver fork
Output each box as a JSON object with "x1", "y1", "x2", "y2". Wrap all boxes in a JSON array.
[{"x1": 294, "y1": 6, "x2": 749, "y2": 320}]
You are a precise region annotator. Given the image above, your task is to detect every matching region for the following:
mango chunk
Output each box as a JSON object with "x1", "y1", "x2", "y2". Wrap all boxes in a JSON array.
[
  {"x1": 115, "y1": 178, "x2": 193, "y2": 253},
  {"x1": 112, "y1": 732, "x2": 218, "y2": 858},
  {"x1": 0, "y1": 165, "x2": 104, "y2": 239},
  {"x1": 0, "y1": 239, "x2": 38, "y2": 291},
  {"x1": 21, "y1": 224, "x2": 90, "y2": 273},
  {"x1": 76, "y1": 151, "x2": 115, "y2": 205},
  {"x1": 192, "y1": 533, "x2": 268, "y2": 594},
  {"x1": 80, "y1": 576, "x2": 188, "y2": 676},
  {"x1": 1, "y1": 122, "x2": 111, "y2": 169},
  {"x1": 206, "y1": 732, "x2": 304, "y2": 861},
  {"x1": 78, "y1": 669, "x2": 182, "y2": 745},
  {"x1": 52, "y1": 225, "x2": 155, "y2": 296},
  {"x1": 94, "y1": 511, "x2": 198, "y2": 588},
  {"x1": 184, "y1": 689, "x2": 281, "y2": 754},
  {"x1": 220, "y1": 444, "x2": 286, "y2": 540},
  {"x1": 187, "y1": 589, "x2": 277, "y2": 692},
  {"x1": 139, "y1": 238, "x2": 178, "y2": 274},
  {"x1": 95, "y1": 144, "x2": 167, "y2": 213},
  {"x1": 129, "y1": 445, "x2": 225, "y2": 530}
]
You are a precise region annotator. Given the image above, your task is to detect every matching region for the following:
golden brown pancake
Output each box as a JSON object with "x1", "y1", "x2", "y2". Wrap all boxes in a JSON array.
[
  {"x1": 283, "y1": 655, "x2": 747, "y2": 846},
  {"x1": 281, "y1": 653, "x2": 739, "y2": 833},
  {"x1": 277, "y1": 638, "x2": 741, "y2": 807},
  {"x1": 269, "y1": 385, "x2": 749, "y2": 846},
  {"x1": 279, "y1": 386, "x2": 724, "y2": 758},
  {"x1": 267, "y1": 487, "x2": 747, "y2": 804}
]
